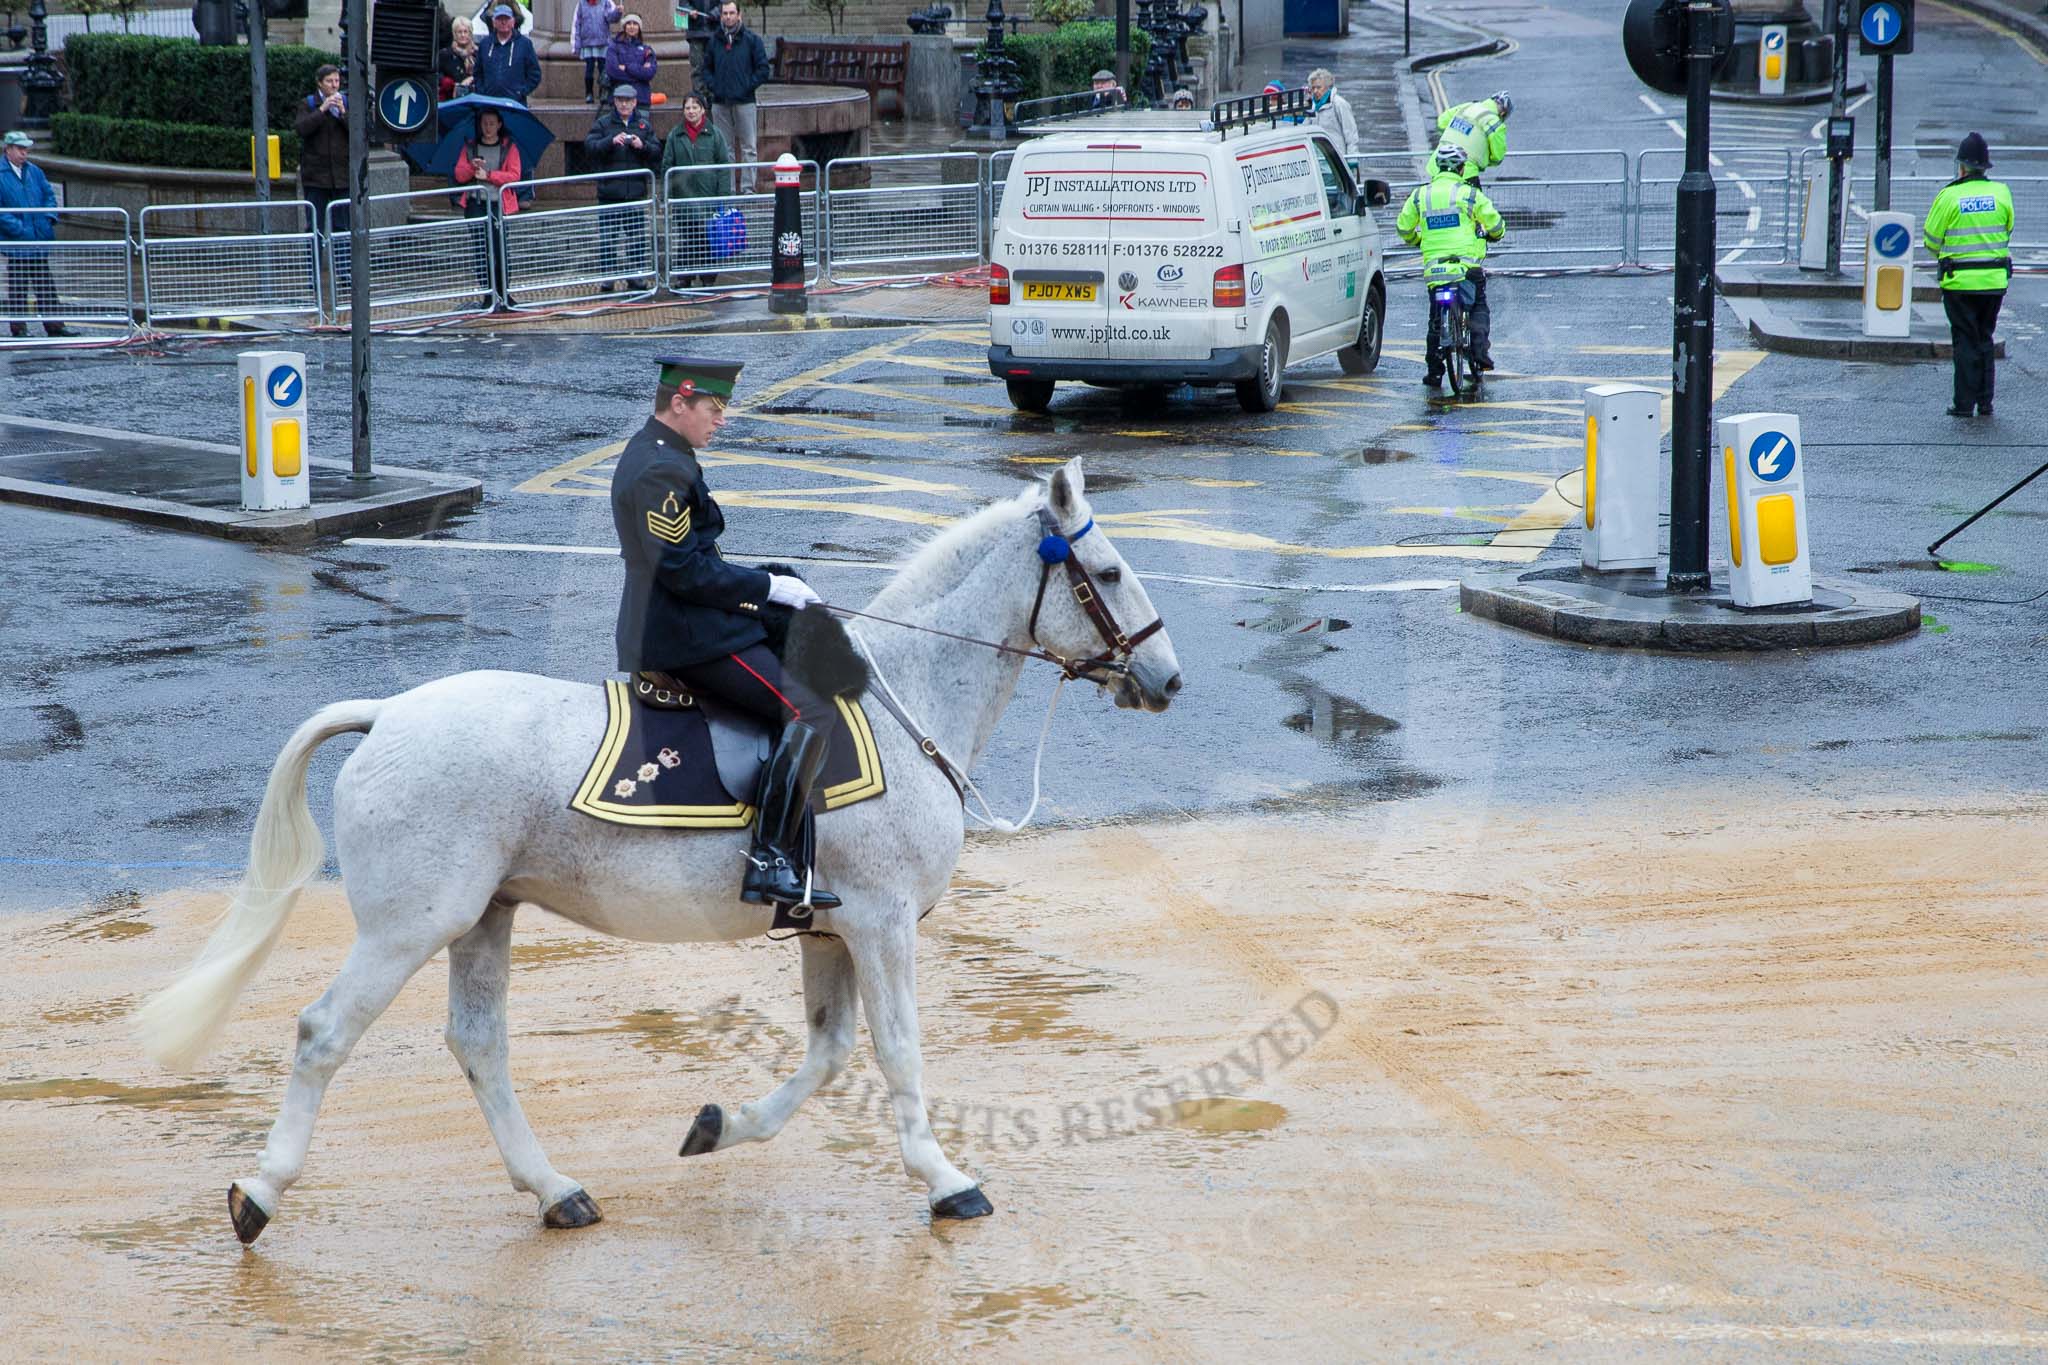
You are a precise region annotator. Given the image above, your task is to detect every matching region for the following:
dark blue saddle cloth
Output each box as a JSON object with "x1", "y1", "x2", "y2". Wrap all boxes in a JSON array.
[{"x1": 569, "y1": 680, "x2": 885, "y2": 829}]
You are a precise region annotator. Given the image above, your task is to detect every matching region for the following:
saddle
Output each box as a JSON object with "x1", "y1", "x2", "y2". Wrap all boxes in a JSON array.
[{"x1": 569, "y1": 673, "x2": 885, "y2": 829}]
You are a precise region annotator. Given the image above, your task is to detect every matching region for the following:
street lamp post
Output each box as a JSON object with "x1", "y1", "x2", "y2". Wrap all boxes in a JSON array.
[
  {"x1": 1667, "y1": 0, "x2": 1721, "y2": 592},
  {"x1": 967, "y1": 0, "x2": 1021, "y2": 138},
  {"x1": 19, "y1": 0, "x2": 63, "y2": 128}
]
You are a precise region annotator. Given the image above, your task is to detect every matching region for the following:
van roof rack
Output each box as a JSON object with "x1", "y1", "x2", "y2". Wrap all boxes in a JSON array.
[{"x1": 1210, "y1": 87, "x2": 1313, "y2": 135}]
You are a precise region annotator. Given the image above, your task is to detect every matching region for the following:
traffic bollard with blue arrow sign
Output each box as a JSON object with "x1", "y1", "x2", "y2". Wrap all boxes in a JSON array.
[
  {"x1": 1862, "y1": 212, "x2": 1915, "y2": 338},
  {"x1": 1719, "y1": 413, "x2": 1812, "y2": 608},
  {"x1": 237, "y1": 350, "x2": 312, "y2": 512}
]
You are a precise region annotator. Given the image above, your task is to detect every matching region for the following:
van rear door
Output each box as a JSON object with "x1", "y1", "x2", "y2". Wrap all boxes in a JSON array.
[
  {"x1": 1000, "y1": 145, "x2": 1115, "y2": 362},
  {"x1": 1101, "y1": 145, "x2": 1220, "y2": 361}
]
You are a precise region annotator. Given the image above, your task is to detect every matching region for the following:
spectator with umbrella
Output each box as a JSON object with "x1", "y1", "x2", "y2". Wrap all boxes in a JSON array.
[
  {"x1": 403, "y1": 94, "x2": 555, "y2": 306},
  {"x1": 452, "y1": 108, "x2": 523, "y2": 305}
]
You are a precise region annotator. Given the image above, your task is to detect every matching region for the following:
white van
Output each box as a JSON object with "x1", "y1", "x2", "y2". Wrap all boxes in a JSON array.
[{"x1": 987, "y1": 95, "x2": 1390, "y2": 414}]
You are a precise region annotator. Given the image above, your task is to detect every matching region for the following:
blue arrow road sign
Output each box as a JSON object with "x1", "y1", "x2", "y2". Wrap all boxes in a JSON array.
[
  {"x1": 1861, "y1": 1, "x2": 1901, "y2": 46},
  {"x1": 1764, "y1": 29, "x2": 1785, "y2": 50},
  {"x1": 378, "y1": 77, "x2": 432, "y2": 134},
  {"x1": 1748, "y1": 430, "x2": 1796, "y2": 483},
  {"x1": 268, "y1": 365, "x2": 303, "y2": 407},
  {"x1": 1874, "y1": 222, "x2": 1911, "y2": 258}
]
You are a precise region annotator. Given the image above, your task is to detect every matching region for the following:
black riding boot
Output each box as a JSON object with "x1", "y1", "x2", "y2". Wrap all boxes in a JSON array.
[{"x1": 741, "y1": 722, "x2": 841, "y2": 910}]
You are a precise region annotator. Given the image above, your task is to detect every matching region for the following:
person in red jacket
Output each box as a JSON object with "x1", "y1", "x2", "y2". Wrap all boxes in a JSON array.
[{"x1": 452, "y1": 109, "x2": 523, "y2": 305}]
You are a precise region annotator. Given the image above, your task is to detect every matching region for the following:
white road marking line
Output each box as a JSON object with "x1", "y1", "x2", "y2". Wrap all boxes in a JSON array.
[
  {"x1": 1637, "y1": 94, "x2": 1664, "y2": 116},
  {"x1": 338, "y1": 538, "x2": 1460, "y2": 594},
  {"x1": 1809, "y1": 91, "x2": 1874, "y2": 142}
]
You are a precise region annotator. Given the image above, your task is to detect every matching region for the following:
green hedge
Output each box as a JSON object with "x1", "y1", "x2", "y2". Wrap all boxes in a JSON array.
[
  {"x1": 63, "y1": 33, "x2": 340, "y2": 133},
  {"x1": 983, "y1": 22, "x2": 1152, "y2": 103},
  {"x1": 52, "y1": 111, "x2": 303, "y2": 173}
]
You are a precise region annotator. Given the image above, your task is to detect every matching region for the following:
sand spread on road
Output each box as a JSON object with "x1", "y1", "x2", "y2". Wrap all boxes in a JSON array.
[{"x1": 3, "y1": 788, "x2": 2046, "y2": 1359}]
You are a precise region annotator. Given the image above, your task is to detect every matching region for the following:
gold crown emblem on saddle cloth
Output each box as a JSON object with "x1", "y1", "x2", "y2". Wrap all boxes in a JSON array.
[{"x1": 647, "y1": 490, "x2": 692, "y2": 544}]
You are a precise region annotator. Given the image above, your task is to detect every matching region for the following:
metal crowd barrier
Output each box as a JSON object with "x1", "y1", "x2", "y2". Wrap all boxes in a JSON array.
[
  {"x1": 1356, "y1": 149, "x2": 1631, "y2": 273},
  {"x1": 140, "y1": 199, "x2": 322, "y2": 328},
  {"x1": 327, "y1": 187, "x2": 499, "y2": 325},
  {"x1": 1633, "y1": 147, "x2": 1798, "y2": 266},
  {"x1": 500, "y1": 169, "x2": 660, "y2": 309},
  {"x1": 0, "y1": 205, "x2": 133, "y2": 345},
  {"x1": 1795, "y1": 144, "x2": 2048, "y2": 266},
  {"x1": 983, "y1": 149, "x2": 1016, "y2": 236},
  {"x1": 662, "y1": 159, "x2": 821, "y2": 293},
  {"x1": 821, "y1": 152, "x2": 984, "y2": 281}
]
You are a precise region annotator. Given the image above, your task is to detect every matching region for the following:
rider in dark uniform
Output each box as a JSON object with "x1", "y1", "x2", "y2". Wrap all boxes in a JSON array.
[{"x1": 610, "y1": 356, "x2": 839, "y2": 910}]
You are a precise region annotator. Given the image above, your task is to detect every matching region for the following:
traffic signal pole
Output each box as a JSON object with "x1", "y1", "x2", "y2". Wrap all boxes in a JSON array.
[
  {"x1": 1668, "y1": 0, "x2": 1717, "y2": 592},
  {"x1": 1825, "y1": 0, "x2": 1848, "y2": 274},
  {"x1": 1874, "y1": 51, "x2": 1893, "y2": 210},
  {"x1": 346, "y1": 0, "x2": 372, "y2": 478},
  {"x1": 247, "y1": 2, "x2": 269, "y2": 202}
]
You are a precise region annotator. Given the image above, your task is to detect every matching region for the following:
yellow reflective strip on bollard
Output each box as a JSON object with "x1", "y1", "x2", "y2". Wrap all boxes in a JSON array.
[
  {"x1": 1757, "y1": 493, "x2": 1799, "y2": 566},
  {"x1": 243, "y1": 377, "x2": 257, "y2": 478},
  {"x1": 271, "y1": 420, "x2": 303, "y2": 478},
  {"x1": 1723, "y1": 445, "x2": 1741, "y2": 569},
  {"x1": 1584, "y1": 414, "x2": 1598, "y2": 530},
  {"x1": 1876, "y1": 265, "x2": 1904, "y2": 310}
]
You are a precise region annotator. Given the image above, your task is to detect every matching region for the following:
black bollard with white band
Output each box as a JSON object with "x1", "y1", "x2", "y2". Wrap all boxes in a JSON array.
[{"x1": 770, "y1": 153, "x2": 807, "y2": 317}]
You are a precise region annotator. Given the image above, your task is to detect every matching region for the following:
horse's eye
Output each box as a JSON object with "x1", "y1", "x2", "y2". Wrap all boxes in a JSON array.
[{"x1": 1098, "y1": 567, "x2": 1121, "y2": 584}]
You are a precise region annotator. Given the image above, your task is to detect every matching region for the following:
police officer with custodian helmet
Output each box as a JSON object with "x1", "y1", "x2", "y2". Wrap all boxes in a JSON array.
[{"x1": 1923, "y1": 132, "x2": 2014, "y2": 418}]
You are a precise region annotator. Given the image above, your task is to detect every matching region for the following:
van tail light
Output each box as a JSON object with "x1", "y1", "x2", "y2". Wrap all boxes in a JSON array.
[
  {"x1": 1212, "y1": 264, "x2": 1245, "y2": 308},
  {"x1": 990, "y1": 262, "x2": 1011, "y2": 306}
]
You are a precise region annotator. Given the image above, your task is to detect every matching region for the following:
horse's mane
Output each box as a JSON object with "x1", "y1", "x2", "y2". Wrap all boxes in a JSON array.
[{"x1": 869, "y1": 484, "x2": 1047, "y2": 614}]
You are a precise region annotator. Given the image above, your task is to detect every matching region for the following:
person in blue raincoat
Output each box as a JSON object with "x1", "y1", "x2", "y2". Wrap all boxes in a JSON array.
[{"x1": 0, "y1": 132, "x2": 68, "y2": 339}]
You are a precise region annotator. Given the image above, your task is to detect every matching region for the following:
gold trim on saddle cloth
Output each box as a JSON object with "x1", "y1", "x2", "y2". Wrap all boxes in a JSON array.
[
  {"x1": 571, "y1": 680, "x2": 752, "y2": 828},
  {"x1": 821, "y1": 693, "x2": 885, "y2": 810},
  {"x1": 570, "y1": 680, "x2": 887, "y2": 828}
]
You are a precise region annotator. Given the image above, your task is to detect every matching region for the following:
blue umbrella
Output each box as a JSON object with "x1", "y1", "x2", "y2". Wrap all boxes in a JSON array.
[{"x1": 402, "y1": 95, "x2": 554, "y2": 178}]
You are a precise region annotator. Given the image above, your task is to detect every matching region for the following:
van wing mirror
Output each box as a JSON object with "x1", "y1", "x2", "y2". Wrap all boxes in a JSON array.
[{"x1": 1363, "y1": 177, "x2": 1391, "y2": 209}]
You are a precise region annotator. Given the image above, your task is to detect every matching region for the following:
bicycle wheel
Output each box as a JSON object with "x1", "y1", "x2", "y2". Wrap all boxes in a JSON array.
[{"x1": 1443, "y1": 306, "x2": 1465, "y2": 397}]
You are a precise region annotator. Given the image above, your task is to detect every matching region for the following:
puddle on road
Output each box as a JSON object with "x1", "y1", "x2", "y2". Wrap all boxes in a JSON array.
[
  {"x1": 509, "y1": 937, "x2": 623, "y2": 970},
  {"x1": 1342, "y1": 446, "x2": 1417, "y2": 466},
  {"x1": 0, "y1": 1077, "x2": 232, "y2": 1109},
  {"x1": 955, "y1": 1284, "x2": 1092, "y2": 1330},
  {"x1": 1169, "y1": 1097, "x2": 1288, "y2": 1135},
  {"x1": 1280, "y1": 688, "x2": 1400, "y2": 751},
  {"x1": 1237, "y1": 615, "x2": 1351, "y2": 636},
  {"x1": 535, "y1": 1004, "x2": 789, "y2": 1063},
  {"x1": 941, "y1": 928, "x2": 1113, "y2": 1047}
]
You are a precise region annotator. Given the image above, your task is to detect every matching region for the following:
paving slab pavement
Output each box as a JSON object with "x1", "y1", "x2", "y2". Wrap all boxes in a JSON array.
[
  {"x1": 1723, "y1": 291, "x2": 2006, "y2": 360},
  {"x1": 0, "y1": 415, "x2": 481, "y2": 547}
]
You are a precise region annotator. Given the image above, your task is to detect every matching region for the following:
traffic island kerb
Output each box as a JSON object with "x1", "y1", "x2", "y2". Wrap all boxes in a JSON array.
[{"x1": 1461, "y1": 564, "x2": 1921, "y2": 650}]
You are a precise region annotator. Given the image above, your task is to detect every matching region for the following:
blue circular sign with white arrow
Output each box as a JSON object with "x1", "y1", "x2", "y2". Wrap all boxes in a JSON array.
[
  {"x1": 268, "y1": 364, "x2": 303, "y2": 408},
  {"x1": 377, "y1": 76, "x2": 433, "y2": 135},
  {"x1": 1748, "y1": 429, "x2": 1796, "y2": 483},
  {"x1": 1764, "y1": 29, "x2": 1785, "y2": 50},
  {"x1": 1861, "y1": 1, "x2": 1902, "y2": 47},
  {"x1": 1873, "y1": 222, "x2": 1911, "y2": 258}
]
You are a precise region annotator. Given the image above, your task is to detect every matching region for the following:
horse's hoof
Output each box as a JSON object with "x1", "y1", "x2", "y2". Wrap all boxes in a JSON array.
[
  {"x1": 541, "y1": 1188, "x2": 603, "y2": 1229},
  {"x1": 228, "y1": 1182, "x2": 270, "y2": 1245},
  {"x1": 931, "y1": 1186, "x2": 994, "y2": 1220},
  {"x1": 678, "y1": 1103, "x2": 723, "y2": 1157}
]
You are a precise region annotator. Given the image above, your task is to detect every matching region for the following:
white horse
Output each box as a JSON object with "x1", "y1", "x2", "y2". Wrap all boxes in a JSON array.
[{"x1": 136, "y1": 459, "x2": 1181, "y2": 1242}]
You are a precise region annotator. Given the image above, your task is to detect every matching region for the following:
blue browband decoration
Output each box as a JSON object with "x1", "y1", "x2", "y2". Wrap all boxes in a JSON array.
[{"x1": 1037, "y1": 517, "x2": 1095, "y2": 564}]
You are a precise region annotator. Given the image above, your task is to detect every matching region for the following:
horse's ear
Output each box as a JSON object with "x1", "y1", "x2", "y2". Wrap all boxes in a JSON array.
[{"x1": 1049, "y1": 458, "x2": 1085, "y2": 517}]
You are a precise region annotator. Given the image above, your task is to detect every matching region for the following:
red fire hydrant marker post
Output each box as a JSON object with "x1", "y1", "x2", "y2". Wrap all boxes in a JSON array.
[{"x1": 770, "y1": 153, "x2": 808, "y2": 316}]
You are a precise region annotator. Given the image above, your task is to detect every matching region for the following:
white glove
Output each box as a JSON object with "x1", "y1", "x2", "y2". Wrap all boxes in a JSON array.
[{"x1": 767, "y1": 574, "x2": 822, "y2": 609}]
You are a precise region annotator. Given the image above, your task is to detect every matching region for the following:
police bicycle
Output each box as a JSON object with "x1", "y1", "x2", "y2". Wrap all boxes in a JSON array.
[{"x1": 1426, "y1": 259, "x2": 1482, "y2": 401}]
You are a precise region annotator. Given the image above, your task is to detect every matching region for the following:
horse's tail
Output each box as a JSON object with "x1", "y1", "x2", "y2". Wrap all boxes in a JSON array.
[{"x1": 136, "y1": 699, "x2": 384, "y2": 1071}]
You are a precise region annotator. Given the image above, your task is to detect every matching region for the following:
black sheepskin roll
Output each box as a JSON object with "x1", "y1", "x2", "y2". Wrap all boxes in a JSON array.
[{"x1": 758, "y1": 563, "x2": 870, "y2": 699}]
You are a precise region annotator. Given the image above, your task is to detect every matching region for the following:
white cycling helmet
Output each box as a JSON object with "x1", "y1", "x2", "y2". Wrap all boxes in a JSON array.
[
  {"x1": 1433, "y1": 144, "x2": 1468, "y2": 174},
  {"x1": 1491, "y1": 91, "x2": 1512, "y2": 119}
]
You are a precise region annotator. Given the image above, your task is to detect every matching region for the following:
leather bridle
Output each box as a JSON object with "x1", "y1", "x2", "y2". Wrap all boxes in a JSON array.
[{"x1": 1025, "y1": 506, "x2": 1165, "y2": 684}]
